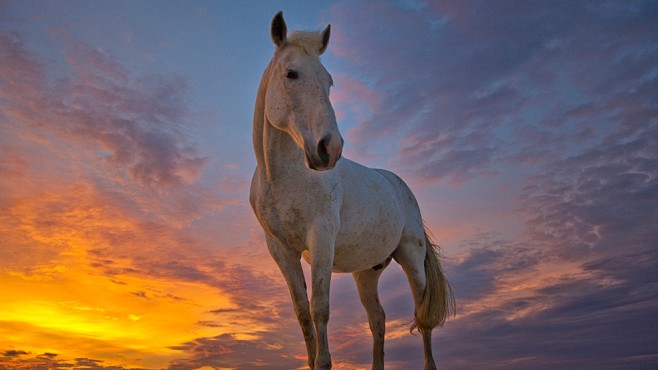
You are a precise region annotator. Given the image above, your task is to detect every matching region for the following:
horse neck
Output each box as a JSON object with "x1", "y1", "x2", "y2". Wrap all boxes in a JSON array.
[
  {"x1": 253, "y1": 61, "x2": 305, "y2": 182},
  {"x1": 252, "y1": 61, "x2": 270, "y2": 170}
]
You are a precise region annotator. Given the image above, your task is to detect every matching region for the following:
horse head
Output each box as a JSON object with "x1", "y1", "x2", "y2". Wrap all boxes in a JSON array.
[{"x1": 264, "y1": 11, "x2": 343, "y2": 171}]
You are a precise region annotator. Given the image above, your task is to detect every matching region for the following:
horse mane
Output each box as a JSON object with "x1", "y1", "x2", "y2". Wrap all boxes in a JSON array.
[{"x1": 288, "y1": 31, "x2": 324, "y2": 56}]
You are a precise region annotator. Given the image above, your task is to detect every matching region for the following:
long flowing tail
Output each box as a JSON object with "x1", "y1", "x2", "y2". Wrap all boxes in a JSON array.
[{"x1": 412, "y1": 227, "x2": 456, "y2": 331}]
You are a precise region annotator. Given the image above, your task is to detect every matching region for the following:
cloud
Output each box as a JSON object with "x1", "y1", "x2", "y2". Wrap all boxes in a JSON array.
[
  {"x1": 2, "y1": 350, "x2": 30, "y2": 358},
  {"x1": 0, "y1": 27, "x2": 233, "y2": 272},
  {"x1": 425, "y1": 124, "x2": 657, "y2": 368},
  {"x1": 522, "y1": 124, "x2": 658, "y2": 259},
  {"x1": 327, "y1": 0, "x2": 658, "y2": 185},
  {"x1": 424, "y1": 120, "x2": 657, "y2": 368},
  {"x1": 329, "y1": 72, "x2": 387, "y2": 161},
  {"x1": 167, "y1": 333, "x2": 306, "y2": 370},
  {"x1": 1, "y1": 30, "x2": 207, "y2": 190},
  {"x1": 0, "y1": 349, "x2": 148, "y2": 370},
  {"x1": 161, "y1": 265, "x2": 315, "y2": 369},
  {"x1": 437, "y1": 254, "x2": 658, "y2": 369},
  {"x1": 426, "y1": 224, "x2": 657, "y2": 369},
  {"x1": 0, "y1": 145, "x2": 28, "y2": 181}
]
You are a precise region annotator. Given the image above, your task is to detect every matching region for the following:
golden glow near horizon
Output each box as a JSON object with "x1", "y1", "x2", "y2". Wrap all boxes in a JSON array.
[
  {"x1": 0, "y1": 132, "x2": 284, "y2": 369},
  {"x1": 3, "y1": 276, "x2": 238, "y2": 366},
  {"x1": 0, "y1": 222, "x2": 238, "y2": 369},
  {"x1": 1, "y1": 267, "x2": 235, "y2": 368}
]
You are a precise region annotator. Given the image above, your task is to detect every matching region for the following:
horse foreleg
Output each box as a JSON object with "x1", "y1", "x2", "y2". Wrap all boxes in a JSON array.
[
  {"x1": 308, "y1": 231, "x2": 335, "y2": 369},
  {"x1": 265, "y1": 235, "x2": 316, "y2": 368},
  {"x1": 353, "y1": 268, "x2": 386, "y2": 370}
]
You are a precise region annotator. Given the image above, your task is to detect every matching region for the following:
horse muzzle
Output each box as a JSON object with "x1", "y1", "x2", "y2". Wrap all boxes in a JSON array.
[{"x1": 304, "y1": 133, "x2": 343, "y2": 171}]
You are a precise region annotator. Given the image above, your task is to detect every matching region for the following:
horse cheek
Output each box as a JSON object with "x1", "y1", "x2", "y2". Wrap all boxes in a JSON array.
[{"x1": 265, "y1": 82, "x2": 290, "y2": 129}]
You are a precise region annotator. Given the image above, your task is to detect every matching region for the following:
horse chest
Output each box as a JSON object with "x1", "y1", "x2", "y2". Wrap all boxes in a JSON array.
[{"x1": 253, "y1": 180, "x2": 335, "y2": 252}]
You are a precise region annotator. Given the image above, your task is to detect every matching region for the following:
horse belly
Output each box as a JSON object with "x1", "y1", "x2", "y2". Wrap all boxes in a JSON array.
[
  {"x1": 332, "y1": 243, "x2": 397, "y2": 273},
  {"x1": 332, "y1": 197, "x2": 404, "y2": 273}
]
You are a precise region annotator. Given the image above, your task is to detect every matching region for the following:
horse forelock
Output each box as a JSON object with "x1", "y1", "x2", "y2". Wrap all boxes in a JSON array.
[{"x1": 287, "y1": 31, "x2": 325, "y2": 56}]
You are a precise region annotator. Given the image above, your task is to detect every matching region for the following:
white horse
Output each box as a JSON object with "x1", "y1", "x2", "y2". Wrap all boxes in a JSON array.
[{"x1": 250, "y1": 12, "x2": 455, "y2": 370}]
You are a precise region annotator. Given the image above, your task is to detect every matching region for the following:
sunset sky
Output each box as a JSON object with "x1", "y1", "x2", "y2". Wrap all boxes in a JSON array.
[{"x1": 1, "y1": 1, "x2": 657, "y2": 369}]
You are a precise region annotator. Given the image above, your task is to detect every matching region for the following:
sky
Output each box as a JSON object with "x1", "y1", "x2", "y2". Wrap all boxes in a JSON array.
[{"x1": 0, "y1": 0, "x2": 657, "y2": 369}]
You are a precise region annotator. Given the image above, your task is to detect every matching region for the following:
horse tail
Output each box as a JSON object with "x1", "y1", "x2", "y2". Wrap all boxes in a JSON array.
[{"x1": 412, "y1": 227, "x2": 456, "y2": 332}]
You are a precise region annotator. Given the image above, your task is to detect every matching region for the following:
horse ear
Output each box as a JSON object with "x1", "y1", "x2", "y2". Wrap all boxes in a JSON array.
[
  {"x1": 319, "y1": 24, "x2": 331, "y2": 55},
  {"x1": 271, "y1": 11, "x2": 287, "y2": 47}
]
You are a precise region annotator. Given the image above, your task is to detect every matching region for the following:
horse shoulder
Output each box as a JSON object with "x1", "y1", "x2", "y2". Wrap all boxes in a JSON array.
[{"x1": 251, "y1": 167, "x2": 343, "y2": 251}]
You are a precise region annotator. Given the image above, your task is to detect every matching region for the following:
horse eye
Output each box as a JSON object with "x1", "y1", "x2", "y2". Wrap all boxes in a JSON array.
[{"x1": 285, "y1": 70, "x2": 299, "y2": 80}]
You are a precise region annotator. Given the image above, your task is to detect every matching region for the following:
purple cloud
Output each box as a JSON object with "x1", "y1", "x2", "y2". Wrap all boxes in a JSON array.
[
  {"x1": 1, "y1": 30, "x2": 207, "y2": 189},
  {"x1": 328, "y1": 0, "x2": 657, "y2": 185}
]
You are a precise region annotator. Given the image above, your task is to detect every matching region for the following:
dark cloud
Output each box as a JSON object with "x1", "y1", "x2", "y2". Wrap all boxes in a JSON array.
[
  {"x1": 2, "y1": 350, "x2": 30, "y2": 358},
  {"x1": 449, "y1": 247, "x2": 511, "y2": 301},
  {"x1": 438, "y1": 259, "x2": 658, "y2": 369},
  {"x1": 522, "y1": 124, "x2": 658, "y2": 260},
  {"x1": 130, "y1": 291, "x2": 148, "y2": 299},
  {"x1": 167, "y1": 333, "x2": 305, "y2": 370},
  {"x1": 207, "y1": 264, "x2": 296, "y2": 326},
  {"x1": 0, "y1": 350, "x2": 147, "y2": 370}
]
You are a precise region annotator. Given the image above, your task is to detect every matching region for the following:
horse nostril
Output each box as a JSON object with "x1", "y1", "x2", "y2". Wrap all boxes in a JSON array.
[{"x1": 317, "y1": 134, "x2": 331, "y2": 165}]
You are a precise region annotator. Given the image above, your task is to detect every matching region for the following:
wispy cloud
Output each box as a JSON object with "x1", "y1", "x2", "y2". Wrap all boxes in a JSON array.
[
  {"x1": 1, "y1": 31, "x2": 207, "y2": 189},
  {"x1": 328, "y1": 0, "x2": 657, "y2": 184}
]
